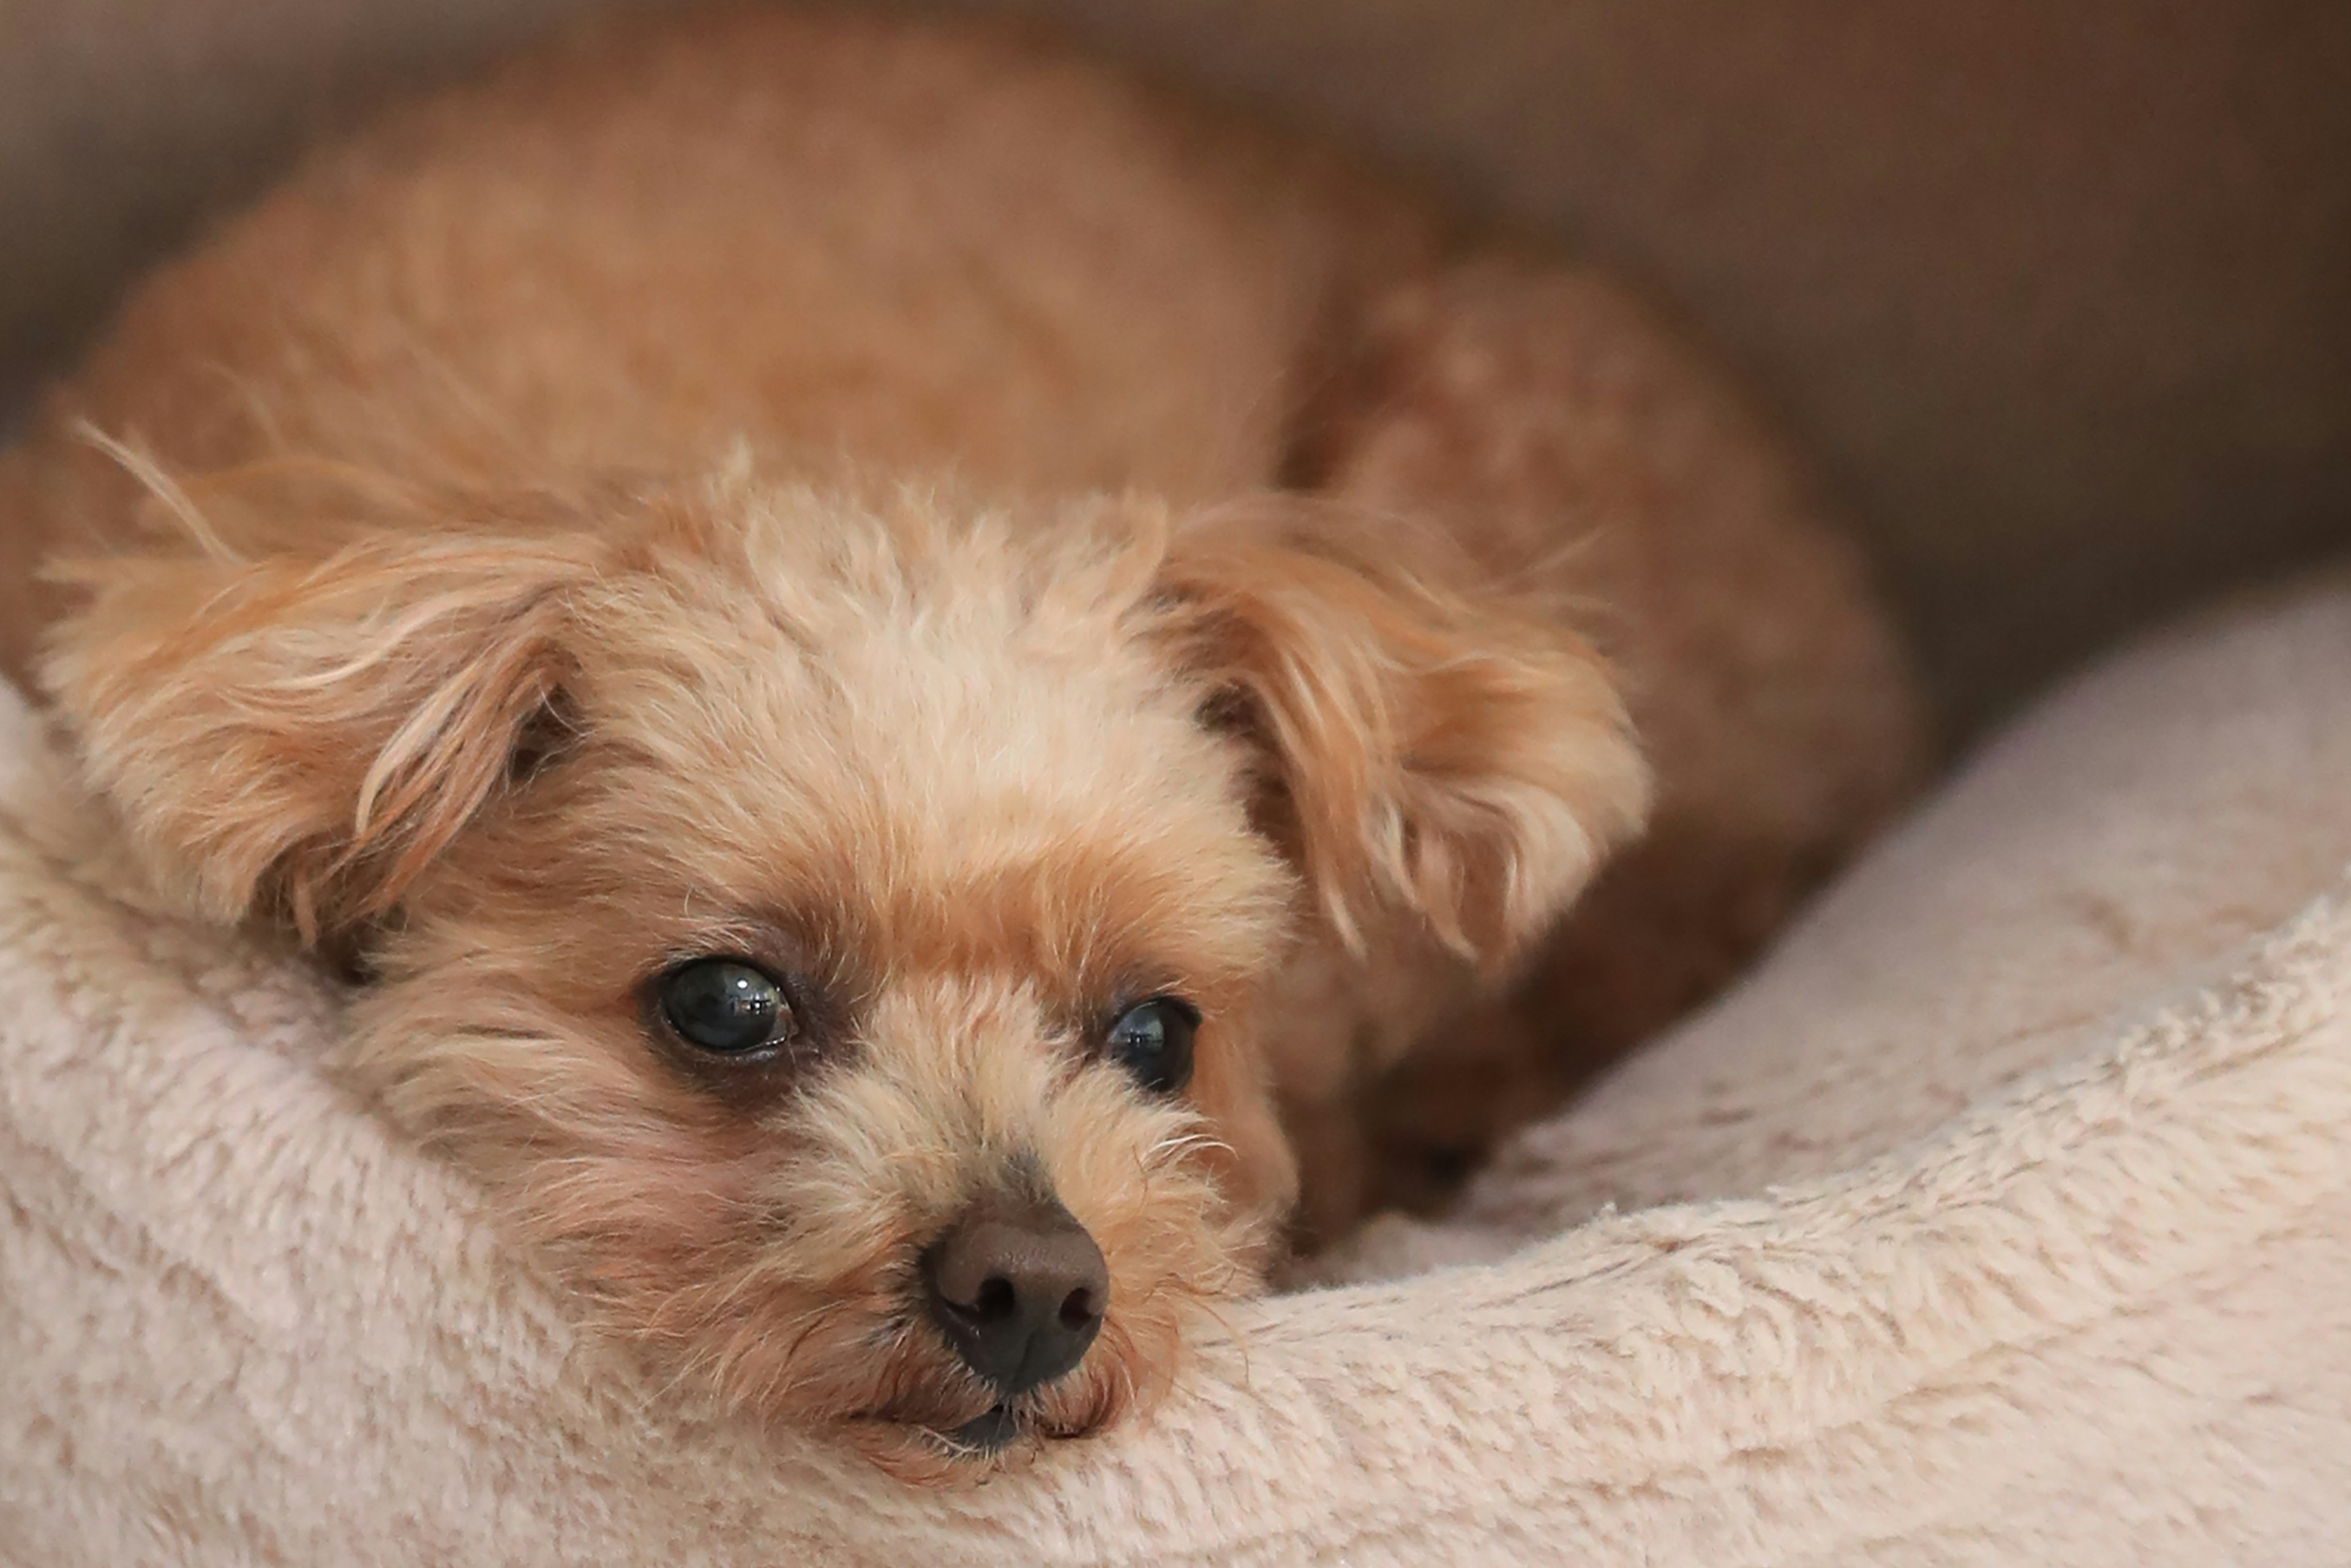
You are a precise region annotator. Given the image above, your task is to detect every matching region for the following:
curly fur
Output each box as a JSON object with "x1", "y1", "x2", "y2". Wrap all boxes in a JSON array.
[{"x1": 0, "y1": 7, "x2": 1921, "y2": 1470}]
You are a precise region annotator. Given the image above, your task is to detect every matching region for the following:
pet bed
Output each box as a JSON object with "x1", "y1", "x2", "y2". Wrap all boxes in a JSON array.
[{"x1": 4, "y1": 575, "x2": 2350, "y2": 1566}]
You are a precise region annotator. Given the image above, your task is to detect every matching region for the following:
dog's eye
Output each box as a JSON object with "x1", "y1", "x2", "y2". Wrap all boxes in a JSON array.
[
  {"x1": 1103, "y1": 996, "x2": 1199, "y2": 1094},
  {"x1": 659, "y1": 959, "x2": 795, "y2": 1056}
]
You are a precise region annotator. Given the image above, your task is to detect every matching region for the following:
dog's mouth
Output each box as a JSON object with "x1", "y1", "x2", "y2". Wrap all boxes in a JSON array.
[
  {"x1": 942, "y1": 1402, "x2": 1023, "y2": 1455},
  {"x1": 924, "y1": 1387, "x2": 1103, "y2": 1459},
  {"x1": 835, "y1": 1332, "x2": 1141, "y2": 1474}
]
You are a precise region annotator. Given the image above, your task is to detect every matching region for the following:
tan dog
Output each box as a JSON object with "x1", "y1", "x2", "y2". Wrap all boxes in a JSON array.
[{"x1": 0, "y1": 8, "x2": 1921, "y2": 1474}]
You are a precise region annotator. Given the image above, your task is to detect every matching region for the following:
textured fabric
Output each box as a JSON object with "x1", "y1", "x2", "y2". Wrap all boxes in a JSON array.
[{"x1": 4, "y1": 582, "x2": 2350, "y2": 1564}]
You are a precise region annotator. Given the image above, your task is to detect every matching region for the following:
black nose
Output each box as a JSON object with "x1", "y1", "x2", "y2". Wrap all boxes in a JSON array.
[{"x1": 922, "y1": 1192, "x2": 1108, "y2": 1397}]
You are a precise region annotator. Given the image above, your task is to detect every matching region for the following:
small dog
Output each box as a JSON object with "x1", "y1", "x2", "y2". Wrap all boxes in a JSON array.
[{"x1": 0, "y1": 9, "x2": 1922, "y2": 1473}]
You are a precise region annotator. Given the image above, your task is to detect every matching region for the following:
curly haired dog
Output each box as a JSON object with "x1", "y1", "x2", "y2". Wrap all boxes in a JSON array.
[{"x1": 0, "y1": 8, "x2": 1922, "y2": 1473}]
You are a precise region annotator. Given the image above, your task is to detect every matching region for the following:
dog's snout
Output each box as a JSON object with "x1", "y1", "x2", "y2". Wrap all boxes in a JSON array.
[{"x1": 923, "y1": 1193, "x2": 1108, "y2": 1397}]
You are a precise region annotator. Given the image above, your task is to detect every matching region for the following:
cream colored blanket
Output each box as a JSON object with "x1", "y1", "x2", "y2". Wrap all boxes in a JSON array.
[{"x1": 5, "y1": 580, "x2": 2350, "y2": 1566}]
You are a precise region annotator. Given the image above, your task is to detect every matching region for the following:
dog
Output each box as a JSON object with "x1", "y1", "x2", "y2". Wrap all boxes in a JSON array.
[{"x1": 0, "y1": 7, "x2": 1923, "y2": 1474}]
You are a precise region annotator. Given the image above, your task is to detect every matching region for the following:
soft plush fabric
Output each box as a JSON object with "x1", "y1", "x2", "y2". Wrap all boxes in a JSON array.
[
  {"x1": 5, "y1": 554, "x2": 2349, "y2": 1563},
  {"x1": 7, "y1": 0, "x2": 2350, "y2": 732}
]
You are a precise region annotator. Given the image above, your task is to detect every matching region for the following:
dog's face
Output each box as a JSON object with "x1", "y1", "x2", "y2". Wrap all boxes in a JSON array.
[{"x1": 45, "y1": 467, "x2": 1643, "y2": 1474}]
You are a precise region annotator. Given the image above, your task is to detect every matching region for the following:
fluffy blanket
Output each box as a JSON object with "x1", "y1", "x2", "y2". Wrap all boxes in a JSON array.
[{"x1": 5, "y1": 578, "x2": 2350, "y2": 1566}]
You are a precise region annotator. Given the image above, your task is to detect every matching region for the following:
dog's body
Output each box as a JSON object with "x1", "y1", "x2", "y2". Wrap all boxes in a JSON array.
[{"x1": 0, "y1": 9, "x2": 1921, "y2": 1469}]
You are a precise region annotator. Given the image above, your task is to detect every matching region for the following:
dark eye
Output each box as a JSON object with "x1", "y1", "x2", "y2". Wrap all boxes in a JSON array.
[
  {"x1": 1103, "y1": 996, "x2": 1199, "y2": 1094},
  {"x1": 658, "y1": 959, "x2": 794, "y2": 1057}
]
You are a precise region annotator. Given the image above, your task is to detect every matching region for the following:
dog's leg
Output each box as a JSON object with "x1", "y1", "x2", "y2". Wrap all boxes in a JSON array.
[{"x1": 1284, "y1": 253, "x2": 1929, "y2": 1228}]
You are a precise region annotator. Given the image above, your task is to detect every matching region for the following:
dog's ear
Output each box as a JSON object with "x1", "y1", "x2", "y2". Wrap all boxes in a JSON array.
[
  {"x1": 1152, "y1": 498, "x2": 1649, "y2": 967},
  {"x1": 42, "y1": 532, "x2": 604, "y2": 946}
]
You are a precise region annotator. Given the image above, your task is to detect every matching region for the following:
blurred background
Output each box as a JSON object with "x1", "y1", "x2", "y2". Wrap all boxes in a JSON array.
[{"x1": 4, "y1": 0, "x2": 2347, "y2": 737}]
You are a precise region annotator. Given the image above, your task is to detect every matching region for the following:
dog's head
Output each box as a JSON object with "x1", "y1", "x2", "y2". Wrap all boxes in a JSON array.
[{"x1": 43, "y1": 463, "x2": 1644, "y2": 1472}]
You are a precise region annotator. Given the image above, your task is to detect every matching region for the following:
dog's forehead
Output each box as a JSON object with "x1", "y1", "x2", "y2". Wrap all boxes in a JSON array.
[
  {"x1": 577, "y1": 518, "x2": 1291, "y2": 982},
  {"x1": 723, "y1": 533, "x2": 1185, "y2": 817}
]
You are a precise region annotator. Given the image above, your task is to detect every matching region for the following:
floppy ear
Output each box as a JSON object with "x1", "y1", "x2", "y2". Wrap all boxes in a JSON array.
[
  {"x1": 1153, "y1": 498, "x2": 1649, "y2": 967},
  {"x1": 42, "y1": 531, "x2": 604, "y2": 946}
]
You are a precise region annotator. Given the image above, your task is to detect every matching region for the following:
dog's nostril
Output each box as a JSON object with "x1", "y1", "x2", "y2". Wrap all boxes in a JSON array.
[
  {"x1": 970, "y1": 1275, "x2": 1017, "y2": 1323},
  {"x1": 1058, "y1": 1286, "x2": 1097, "y2": 1332}
]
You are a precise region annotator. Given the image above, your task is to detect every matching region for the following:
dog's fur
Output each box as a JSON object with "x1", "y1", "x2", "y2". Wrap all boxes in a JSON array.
[{"x1": 0, "y1": 8, "x2": 1923, "y2": 1472}]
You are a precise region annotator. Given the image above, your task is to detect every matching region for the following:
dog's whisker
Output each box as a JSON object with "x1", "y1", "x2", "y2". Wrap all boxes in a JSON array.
[{"x1": 72, "y1": 423, "x2": 247, "y2": 565}]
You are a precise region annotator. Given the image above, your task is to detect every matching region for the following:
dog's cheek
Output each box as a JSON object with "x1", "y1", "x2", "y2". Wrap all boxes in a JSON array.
[
  {"x1": 564, "y1": 1073, "x2": 973, "y2": 1427},
  {"x1": 1188, "y1": 1018, "x2": 1299, "y2": 1237},
  {"x1": 1020, "y1": 1067, "x2": 1265, "y2": 1436},
  {"x1": 342, "y1": 975, "x2": 918, "y2": 1417},
  {"x1": 413, "y1": 1029, "x2": 784, "y2": 1316},
  {"x1": 694, "y1": 1077, "x2": 1010, "y2": 1428}
]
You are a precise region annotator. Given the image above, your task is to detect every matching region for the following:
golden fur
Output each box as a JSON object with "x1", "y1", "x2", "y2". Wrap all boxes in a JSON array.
[{"x1": 0, "y1": 7, "x2": 1922, "y2": 1472}]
